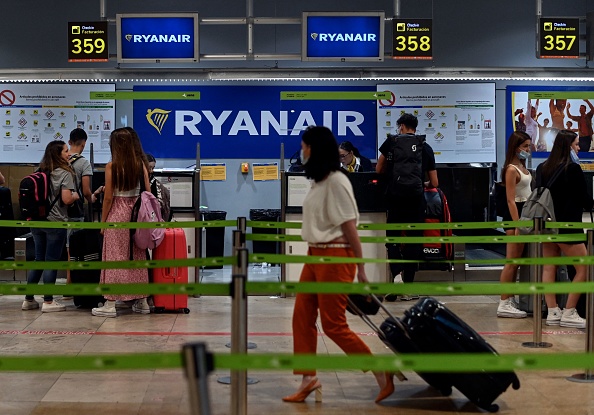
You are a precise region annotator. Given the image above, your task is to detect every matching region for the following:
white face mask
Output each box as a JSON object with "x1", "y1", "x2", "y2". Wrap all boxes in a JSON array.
[
  {"x1": 300, "y1": 148, "x2": 309, "y2": 165},
  {"x1": 517, "y1": 150, "x2": 530, "y2": 160},
  {"x1": 570, "y1": 148, "x2": 580, "y2": 164}
]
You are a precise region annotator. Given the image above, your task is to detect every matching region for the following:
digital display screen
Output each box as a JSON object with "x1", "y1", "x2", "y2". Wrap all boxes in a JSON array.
[
  {"x1": 302, "y1": 12, "x2": 384, "y2": 62},
  {"x1": 117, "y1": 13, "x2": 199, "y2": 63}
]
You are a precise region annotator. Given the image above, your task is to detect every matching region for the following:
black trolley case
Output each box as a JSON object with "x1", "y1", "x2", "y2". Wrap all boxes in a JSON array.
[
  {"x1": 69, "y1": 228, "x2": 105, "y2": 308},
  {"x1": 347, "y1": 295, "x2": 520, "y2": 412}
]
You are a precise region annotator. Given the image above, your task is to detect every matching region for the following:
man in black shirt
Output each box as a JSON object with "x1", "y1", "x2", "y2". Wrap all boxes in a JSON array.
[{"x1": 376, "y1": 113, "x2": 438, "y2": 300}]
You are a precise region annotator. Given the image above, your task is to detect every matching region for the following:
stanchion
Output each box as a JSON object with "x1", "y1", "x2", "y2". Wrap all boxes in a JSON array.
[
  {"x1": 183, "y1": 342, "x2": 214, "y2": 415},
  {"x1": 568, "y1": 228, "x2": 594, "y2": 382},
  {"x1": 231, "y1": 247, "x2": 249, "y2": 415},
  {"x1": 523, "y1": 216, "x2": 552, "y2": 348},
  {"x1": 218, "y1": 232, "x2": 258, "y2": 387}
]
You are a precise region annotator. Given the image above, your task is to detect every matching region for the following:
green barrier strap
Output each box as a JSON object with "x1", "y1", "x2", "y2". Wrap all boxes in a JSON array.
[
  {"x1": 0, "y1": 282, "x2": 230, "y2": 296},
  {"x1": 2, "y1": 351, "x2": 594, "y2": 373},
  {"x1": 0, "y1": 256, "x2": 234, "y2": 271},
  {"x1": 549, "y1": 222, "x2": 594, "y2": 229},
  {"x1": 0, "y1": 220, "x2": 236, "y2": 229},
  {"x1": 357, "y1": 221, "x2": 523, "y2": 230},
  {"x1": 247, "y1": 220, "x2": 302, "y2": 229},
  {"x1": 247, "y1": 233, "x2": 586, "y2": 244}
]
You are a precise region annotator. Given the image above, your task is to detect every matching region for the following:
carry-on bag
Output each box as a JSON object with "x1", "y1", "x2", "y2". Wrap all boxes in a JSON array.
[
  {"x1": 152, "y1": 228, "x2": 190, "y2": 313},
  {"x1": 347, "y1": 295, "x2": 520, "y2": 412},
  {"x1": 69, "y1": 228, "x2": 105, "y2": 309}
]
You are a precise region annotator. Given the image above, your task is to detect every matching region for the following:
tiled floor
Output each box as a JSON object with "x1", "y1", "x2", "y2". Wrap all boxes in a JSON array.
[{"x1": 1, "y1": 266, "x2": 593, "y2": 415}]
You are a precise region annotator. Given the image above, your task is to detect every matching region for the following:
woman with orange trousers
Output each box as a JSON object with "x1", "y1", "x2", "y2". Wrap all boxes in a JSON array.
[{"x1": 282, "y1": 126, "x2": 395, "y2": 404}]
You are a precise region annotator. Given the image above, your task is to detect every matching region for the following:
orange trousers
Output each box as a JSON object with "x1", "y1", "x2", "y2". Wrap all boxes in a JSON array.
[{"x1": 292, "y1": 246, "x2": 372, "y2": 376}]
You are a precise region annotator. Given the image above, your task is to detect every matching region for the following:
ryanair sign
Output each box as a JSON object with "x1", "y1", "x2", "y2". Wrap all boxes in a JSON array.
[
  {"x1": 134, "y1": 86, "x2": 377, "y2": 159},
  {"x1": 117, "y1": 14, "x2": 199, "y2": 63},
  {"x1": 302, "y1": 12, "x2": 385, "y2": 61}
]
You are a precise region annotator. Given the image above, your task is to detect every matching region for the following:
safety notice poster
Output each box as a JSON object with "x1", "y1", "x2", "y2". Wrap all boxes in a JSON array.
[
  {"x1": 377, "y1": 83, "x2": 496, "y2": 163},
  {"x1": 0, "y1": 84, "x2": 115, "y2": 163}
]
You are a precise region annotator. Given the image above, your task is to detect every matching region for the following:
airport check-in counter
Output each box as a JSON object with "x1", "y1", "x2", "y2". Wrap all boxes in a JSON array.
[{"x1": 283, "y1": 172, "x2": 388, "y2": 284}]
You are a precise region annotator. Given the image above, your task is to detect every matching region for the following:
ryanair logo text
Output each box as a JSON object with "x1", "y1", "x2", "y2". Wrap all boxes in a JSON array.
[
  {"x1": 310, "y1": 33, "x2": 377, "y2": 42},
  {"x1": 145, "y1": 109, "x2": 365, "y2": 136},
  {"x1": 125, "y1": 34, "x2": 191, "y2": 43}
]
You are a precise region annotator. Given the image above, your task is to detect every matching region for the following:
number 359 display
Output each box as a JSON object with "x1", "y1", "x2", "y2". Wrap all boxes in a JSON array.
[
  {"x1": 68, "y1": 22, "x2": 109, "y2": 63},
  {"x1": 538, "y1": 18, "x2": 579, "y2": 59},
  {"x1": 392, "y1": 19, "x2": 432, "y2": 60}
]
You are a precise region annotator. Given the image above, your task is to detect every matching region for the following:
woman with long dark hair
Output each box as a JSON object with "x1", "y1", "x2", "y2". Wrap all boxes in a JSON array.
[
  {"x1": 496, "y1": 131, "x2": 531, "y2": 318},
  {"x1": 91, "y1": 128, "x2": 151, "y2": 318},
  {"x1": 282, "y1": 126, "x2": 395, "y2": 404},
  {"x1": 22, "y1": 140, "x2": 79, "y2": 313},
  {"x1": 538, "y1": 130, "x2": 592, "y2": 328}
]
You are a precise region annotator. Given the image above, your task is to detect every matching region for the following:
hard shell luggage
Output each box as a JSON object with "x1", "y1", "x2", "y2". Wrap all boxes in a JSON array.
[
  {"x1": 152, "y1": 228, "x2": 190, "y2": 313},
  {"x1": 69, "y1": 228, "x2": 105, "y2": 309},
  {"x1": 420, "y1": 187, "x2": 453, "y2": 271},
  {"x1": 347, "y1": 295, "x2": 520, "y2": 413}
]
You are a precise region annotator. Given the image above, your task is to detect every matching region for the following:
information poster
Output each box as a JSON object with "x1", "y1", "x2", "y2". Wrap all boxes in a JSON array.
[
  {"x1": 0, "y1": 84, "x2": 115, "y2": 163},
  {"x1": 252, "y1": 162, "x2": 279, "y2": 181},
  {"x1": 200, "y1": 163, "x2": 226, "y2": 181},
  {"x1": 377, "y1": 83, "x2": 496, "y2": 163}
]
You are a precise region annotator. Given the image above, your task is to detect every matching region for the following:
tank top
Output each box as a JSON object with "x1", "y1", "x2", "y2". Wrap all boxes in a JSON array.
[
  {"x1": 509, "y1": 164, "x2": 531, "y2": 202},
  {"x1": 114, "y1": 183, "x2": 141, "y2": 197}
]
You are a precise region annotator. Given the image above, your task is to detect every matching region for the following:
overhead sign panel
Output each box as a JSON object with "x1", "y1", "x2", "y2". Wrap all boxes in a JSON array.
[
  {"x1": 392, "y1": 18, "x2": 432, "y2": 60},
  {"x1": 116, "y1": 13, "x2": 199, "y2": 63},
  {"x1": 538, "y1": 17, "x2": 580, "y2": 59},
  {"x1": 68, "y1": 21, "x2": 109, "y2": 62},
  {"x1": 302, "y1": 12, "x2": 385, "y2": 62}
]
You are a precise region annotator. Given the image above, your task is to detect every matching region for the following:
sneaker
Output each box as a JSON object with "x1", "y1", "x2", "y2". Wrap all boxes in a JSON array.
[
  {"x1": 546, "y1": 306, "x2": 562, "y2": 326},
  {"x1": 560, "y1": 308, "x2": 586, "y2": 329},
  {"x1": 132, "y1": 298, "x2": 151, "y2": 314},
  {"x1": 115, "y1": 300, "x2": 132, "y2": 309},
  {"x1": 497, "y1": 298, "x2": 527, "y2": 318},
  {"x1": 22, "y1": 299, "x2": 40, "y2": 310},
  {"x1": 41, "y1": 301, "x2": 66, "y2": 313},
  {"x1": 394, "y1": 273, "x2": 404, "y2": 284},
  {"x1": 92, "y1": 301, "x2": 117, "y2": 318},
  {"x1": 400, "y1": 294, "x2": 420, "y2": 301}
]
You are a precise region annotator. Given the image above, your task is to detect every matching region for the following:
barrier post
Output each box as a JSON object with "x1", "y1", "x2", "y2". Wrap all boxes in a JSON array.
[
  {"x1": 13, "y1": 237, "x2": 27, "y2": 281},
  {"x1": 568, "y1": 228, "x2": 594, "y2": 382},
  {"x1": 237, "y1": 217, "x2": 247, "y2": 243},
  {"x1": 523, "y1": 216, "x2": 552, "y2": 348},
  {"x1": 182, "y1": 342, "x2": 214, "y2": 415},
  {"x1": 230, "y1": 247, "x2": 249, "y2": 415}
]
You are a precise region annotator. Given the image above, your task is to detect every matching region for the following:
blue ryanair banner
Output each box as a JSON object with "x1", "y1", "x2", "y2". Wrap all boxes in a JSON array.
[{"x1": 133, "y1": 85, "x2": 378, "y2": 159}]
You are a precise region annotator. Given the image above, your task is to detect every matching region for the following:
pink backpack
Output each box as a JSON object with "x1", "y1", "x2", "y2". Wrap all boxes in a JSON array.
[{"x1": 130, "y1": 191, "x2": 165, "y2": 253}]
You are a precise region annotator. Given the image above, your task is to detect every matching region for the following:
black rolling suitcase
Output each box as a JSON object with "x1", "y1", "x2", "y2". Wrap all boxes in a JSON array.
[
  {"x1": 348, "y1": 295, "x2": 520, "y2": 412},
  {"x1": 69, "y1": 228, "x2": 105, "y2": 308}
]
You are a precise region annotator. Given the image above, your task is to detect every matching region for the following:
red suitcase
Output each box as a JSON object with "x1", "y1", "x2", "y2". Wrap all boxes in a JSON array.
[{"x1": 152, "y1": 228, "x2": 190, "y2": 314}]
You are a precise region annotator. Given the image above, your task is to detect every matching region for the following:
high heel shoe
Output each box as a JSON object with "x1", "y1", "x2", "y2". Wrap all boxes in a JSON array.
[
  {"x1": 282, "y1": 378, "x2": 322, "y2": 403},
  {"x1": 375, "y1": 372, "x2": 395, "y2": 403}
]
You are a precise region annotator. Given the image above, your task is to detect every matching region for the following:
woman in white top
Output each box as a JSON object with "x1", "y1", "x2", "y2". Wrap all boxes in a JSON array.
[
  {"x1": 282, "y1": 126, "x2": 395, "y2": 404},
  {"x1": 496, "y1": 131, "x2": 532, "y2": 318}
]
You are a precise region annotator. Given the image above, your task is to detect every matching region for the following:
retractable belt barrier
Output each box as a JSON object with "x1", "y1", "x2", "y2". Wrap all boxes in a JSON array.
[{"x1": 2, "y1": 218, "x2": 594, "y2": 379}]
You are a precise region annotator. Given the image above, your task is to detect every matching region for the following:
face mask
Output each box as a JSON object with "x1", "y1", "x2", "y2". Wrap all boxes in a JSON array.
[
  {"x1": 570, "y1": 148, "x2": 580, "y2": 164},
  {"x1": 517, "y1": 150, "x2": 530, "y2": 160},
  {"x1": 300, "y1": 149, "x2": 309, "y2": 165}
]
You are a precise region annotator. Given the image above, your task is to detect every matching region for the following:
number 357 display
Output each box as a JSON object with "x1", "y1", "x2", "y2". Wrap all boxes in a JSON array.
[
  {"x1": 392, "y1": 19, "x2": 432, "y2": 60},
  {"x1": 538, "y1": 18, "x2": 579, "y2": 59},
  {"x1": 68, "y1": 21, "x2": 109, "y2": 63}
]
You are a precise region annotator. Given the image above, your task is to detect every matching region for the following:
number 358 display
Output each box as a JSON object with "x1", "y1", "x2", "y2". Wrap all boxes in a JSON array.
[
  {"x1": 538, "y1": 18, "x2": 579, "y2": 59},
  {"x1": 68, "y1": 21, "x2": 109, "y2": 63},
  {"x1": 392, "y1": 19, "x2": 432, "y2": 60}
]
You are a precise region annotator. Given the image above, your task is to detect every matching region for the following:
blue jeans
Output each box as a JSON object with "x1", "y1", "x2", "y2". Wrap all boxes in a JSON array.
[{"x1": 26, "y1": 227, "x2": 67, "y2": 302}]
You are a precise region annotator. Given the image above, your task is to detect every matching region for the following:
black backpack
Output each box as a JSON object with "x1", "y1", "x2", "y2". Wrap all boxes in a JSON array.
[
  {"x1": 18, "y1": 171, "x2": 59, "y2": 221},
  {"x1": 385, "y1": 134, "x2": 425, "y2": 198}
]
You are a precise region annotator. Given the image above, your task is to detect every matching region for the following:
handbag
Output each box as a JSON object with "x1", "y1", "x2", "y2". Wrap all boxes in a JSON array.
[
  {"x1": 491, "y1": 181, "x2": 509, "y2": 217},
  {"x1": 346, "y1": 294, "x2": 382, "y2": 316}
]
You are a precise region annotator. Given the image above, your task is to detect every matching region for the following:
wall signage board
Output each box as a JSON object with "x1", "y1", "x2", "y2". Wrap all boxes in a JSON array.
[
  {"x1": 116, "y1": 13, "x2": 199, "y2": 63},
  {"x1": 0, "y1": 84, "x2": 115, "y2": 163},
  {"x1": 391, "y1": 18, "x2": 432, "y2": 60},
  {"x1": 506, "y1": 86, "x2": 594, "y2": 158},
  {"x1": 377, "y1": 83, "x2": 496, "y2": 164},
  {"x1": 68, "y1": 21, "x2": 109, "y2": 62},
  {"x1": 133, "y1": 85, "x2": 378, "y2": 160},
  {"x1": 302, "y1": 12, "x2": 385, "y2": 62},
  {"x1": 538, "y1": 17, "x2": 580, "y2": 59}
]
